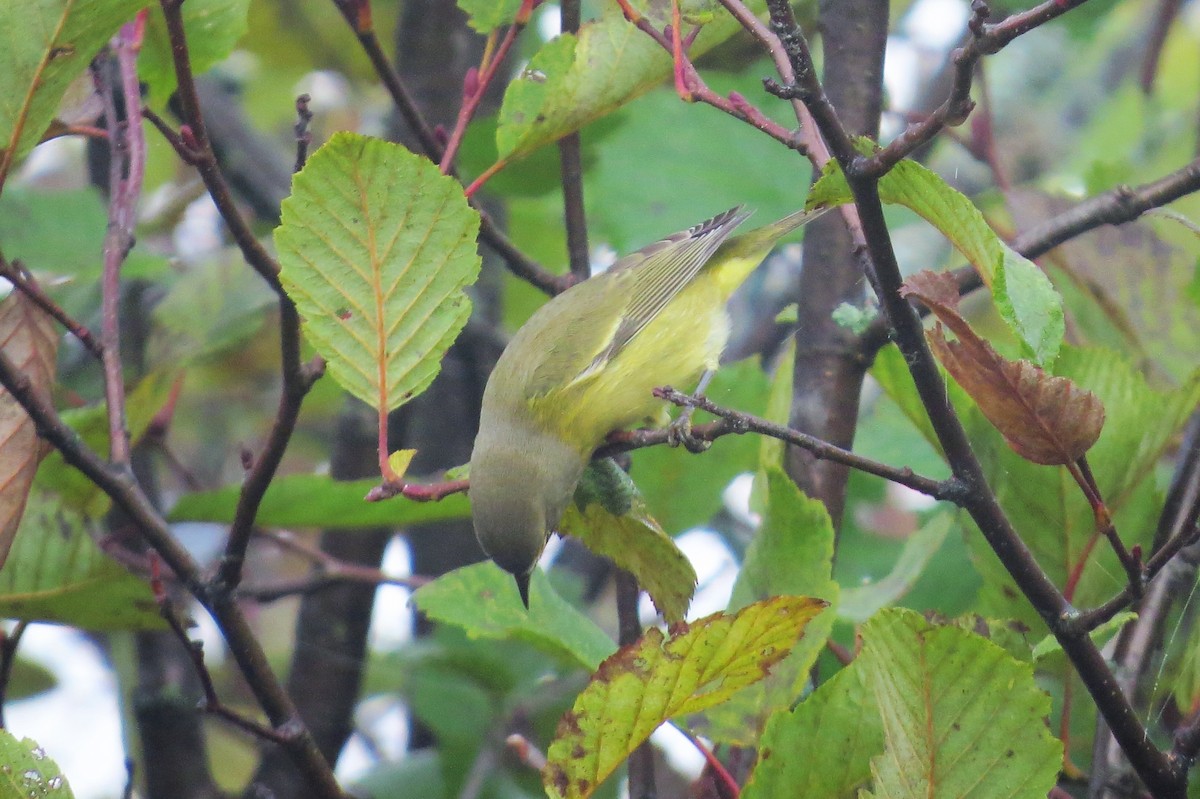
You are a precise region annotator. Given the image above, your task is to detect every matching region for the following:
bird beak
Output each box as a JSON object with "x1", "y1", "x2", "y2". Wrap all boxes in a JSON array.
[{"x1": 515, "y1": 571, "x2": 532, "y2": 609}]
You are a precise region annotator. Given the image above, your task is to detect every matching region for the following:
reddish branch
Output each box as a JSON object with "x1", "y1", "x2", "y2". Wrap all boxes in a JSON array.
[{"x1": 96, "y1": 17, "x2": 148, "y2": 467}]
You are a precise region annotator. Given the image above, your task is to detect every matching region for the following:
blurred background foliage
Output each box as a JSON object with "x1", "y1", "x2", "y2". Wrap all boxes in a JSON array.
[{"x1": 4, "y1": 0, "x2": 1200, "y2": 796}]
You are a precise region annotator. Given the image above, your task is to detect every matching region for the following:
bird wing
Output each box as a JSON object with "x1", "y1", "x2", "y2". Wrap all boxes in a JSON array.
[
  {"x1": 520, "y1": 207, "x2": 750, "y2": 400},
  {"x1": 567, "y1": 206, "x2": 750, "y2": 385}
]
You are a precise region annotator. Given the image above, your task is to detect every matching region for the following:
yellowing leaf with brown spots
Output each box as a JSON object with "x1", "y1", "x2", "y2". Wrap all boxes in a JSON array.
[{"x1": 543, "y1": 595, "x2": 827, "y2": 799}]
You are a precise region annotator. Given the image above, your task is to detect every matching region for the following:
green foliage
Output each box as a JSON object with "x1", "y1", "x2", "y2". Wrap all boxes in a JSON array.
[
  {"x1": 496, "y1": 0, "x2": 764, "y2": 161},
  {"x1": 169, "y1": 473, "x2": 471, "y2": 528},
  {"x1": 0, "y1": 0, "x2": 143, "y2": 168},
  {"x1": 276, "y1": 132, "x2": 481, "y2": 414},
  {"x1": 458, "y1": 0, "x2": 525, "y2": 32},
  {"x1": 839, "y1": 511, "x2": 952, "y2": 622},
  {"x1": 562, "y1": 459, "x2": 697, "y2": 623},
  {"x1": 543, "y1": 596, "x2": 827, "y2": 799},
  {"x1": 858, "y1": 609, "x2": 1061, "y2": 799},
  {"x1": 0, "y1": 730, "x2": 74, "y2": 798},
  {"x1": 742, "y1": 666, "x2": 883, "y2": 799},
  {"x1": 0, "y1": 491, "x2": 163, "y2": 630},
  {"x1": 139, "y1": 0, "x2": 251, "y2": 106},
  {"x1": 412, "y1": 563, "x2": 615, "y2": 671},
  {"x1": 809, "y1": 158, "x2": 1064, "y2": 364},
  {"x1": 696, "y1": 468, "x2": 839, "y2": 745}
]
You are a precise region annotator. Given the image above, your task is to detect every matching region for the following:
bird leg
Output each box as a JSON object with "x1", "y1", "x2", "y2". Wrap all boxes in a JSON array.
[{"x1": 666, "y1": 369, "x2": 714, "y2": 453}]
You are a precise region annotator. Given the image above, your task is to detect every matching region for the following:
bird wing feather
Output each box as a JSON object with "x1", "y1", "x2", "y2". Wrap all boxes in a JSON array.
[{"x1": 522, "y1": 207, "x2": 749, "y2": 400}]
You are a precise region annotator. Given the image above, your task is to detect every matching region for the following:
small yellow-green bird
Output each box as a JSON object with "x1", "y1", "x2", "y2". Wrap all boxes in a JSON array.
[{"x1": 469, "y1": 205, "x2": 826, "y2": 607}]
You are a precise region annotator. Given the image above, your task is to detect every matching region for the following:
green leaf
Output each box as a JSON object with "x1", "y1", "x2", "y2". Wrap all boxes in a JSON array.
[
  {"x1": 0, "y1": 730, "x2": 74, "y2": 798},
  {"x1": 543, "y1": 596, "x2": 828, "y2": 799},
  {"x1": 1010, "y1": 188, "x2": 1200, "y2": 384},
  {"x1": 629, "y1": 359, "x2": 768, "y2": 534},
  {"x1": 150, "y1": 250, "x2": 277, "y2": 364},
  {"x1": 697, "y1": 468, "x2": 838, "y2": 746},
  {"x1": 168, "y1": 473, "x2": 471, "y2": 528},
  {"x1": 412, "y1": 563, "x2": 615, "y2": 671},
  {"x1": 0, "y1": 0, "x2": 144, "y2": 169},
  {"x1": 809, "y1": 159, "x2": 1064, "y2": 364},
  {"x1": 742, "y1": 666, "x2": 883, "y2": 799},
  {"x1": 36, "y1": 371, "x2": 178, "y2": 516},
  {"x1": 858, "y1": 609, "x2": 1061, "y2": 799},
  {"x1": 0, "y1": 492, "x2": 163, "y2": 631},
  {"x1": 457, "y1": 0, "x2": 524, "y2": 32},
  {"x1": 561, "y1": 460, "x2": 696, "y2": 624},
  {"x1": 139, "y1": 0, "x2": 251, "y2": 107},
  {"x1": 276, "y1": 132, "x2": 481, "y2": 413},
  {"x1": 496, "y1": 1, "x2": 760, "y2": 162},
  {"x1": 839, "y1": 511, "x2": 952, "y2": 622}
]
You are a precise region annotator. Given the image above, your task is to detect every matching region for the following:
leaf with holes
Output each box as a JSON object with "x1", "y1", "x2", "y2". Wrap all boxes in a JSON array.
[
  {"x1": 543, "y1": 595, "x2": 827, "y2": 799},
  {"x1": 0, "y1": 730, "x2": 74, "y2": 798},
  {"x1": 902, "y1": 270, "x2": 1104, "y2": 465},
  {"x1": 276, "y1": 133, "x2": 481, "y2": 414},
  {"x1": 560, "y1": 459, "x2": 696, "y2": 624},
  {"x1": 0, "y1": 0, "x2": 145, "y2": 171},
  {"x1": 858, "y1": 609, "x2": 1060, "y2": 799},
  {"x1": 0, "y1": 293, "x2": 58, "y2": 569}
]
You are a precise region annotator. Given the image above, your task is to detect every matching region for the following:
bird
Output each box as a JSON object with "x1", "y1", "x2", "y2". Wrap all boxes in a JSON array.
[{"x1": 468, "y1": 205, "x2": 826, "y2": 607}]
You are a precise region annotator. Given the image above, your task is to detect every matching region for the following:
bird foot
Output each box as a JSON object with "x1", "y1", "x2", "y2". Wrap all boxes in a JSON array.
[{"x1": 666, "y1": 413, "x2": 710, "y2": 453}]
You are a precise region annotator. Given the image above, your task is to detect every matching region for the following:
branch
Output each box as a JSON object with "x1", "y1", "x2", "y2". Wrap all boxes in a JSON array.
[
  {"x1": 559, "y1": 0, "x2": 590, "y2": 279},
  {"x1": 0, "y1": 337, "x2": 343, "y2": 798},
  {"x1": 157, "y1": 0, "x2": 282, "y2": 291},
  {"x1": 762, "y1": 2, "x2": 1181, "y2": 793},
  {"x1": 857, "y1": 0, "x2": 1097, "y2": 177},
  {"x1": 645, "y1": 388, "x2": 964, "y2": 502},
  {"x1": 859, "y1": 155, "x2": 1200, "y2": 354},
  {"x1": 96, "y1": 19, "x2": 148, "y2": 467},
  {"x1": 0, "y1": 258, "x2": 103, "y2": 359}
]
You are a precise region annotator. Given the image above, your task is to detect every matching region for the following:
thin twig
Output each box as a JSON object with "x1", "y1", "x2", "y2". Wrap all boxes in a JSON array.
[
  {"x1": 647, "y1": 388, "x2": 965, "y2": 502},
  {"x1": 439, "y1": 0, "x2": 535, "y2": 174},
  {"x1": 856, "y1": 0, "x2": 1097, "y2": 178},
  {"x1": 157, "y1": 0, "x2": 282, "y2": 291},
  {"x1": 96, "y1": 18, "x2": 148, "y2": 467},
  {"x1": 0, "y1": 258, "x2": 103, "y2": 359},
  {"x1": 675, "y1": 726, "x2": 740, "y2": 799},
  {"x1": 294, "y1": 93, "x2": 314, "y2": 172}
]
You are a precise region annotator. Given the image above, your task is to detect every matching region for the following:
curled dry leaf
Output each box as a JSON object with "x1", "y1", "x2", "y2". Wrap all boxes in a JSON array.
[
  {"x1": 901, "y1": 270, "x2": 1105, "y2": 466},
  {"x1": 0, "y1": 292, "x2": 58, "y2": 567}
]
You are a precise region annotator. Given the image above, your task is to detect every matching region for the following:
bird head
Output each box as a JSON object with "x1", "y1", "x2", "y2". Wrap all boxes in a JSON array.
[{"x1": 468, "y1": 422, "x2": 586, "y2": 608}]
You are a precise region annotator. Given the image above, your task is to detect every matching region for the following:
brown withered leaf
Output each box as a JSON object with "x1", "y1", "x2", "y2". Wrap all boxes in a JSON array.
[
  {"x1": 0, "y1": 293, "x2": 59, "y2": 568},
  {"x1": 901, "y1": 270, "x2": 1105, "y2": 465}
]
